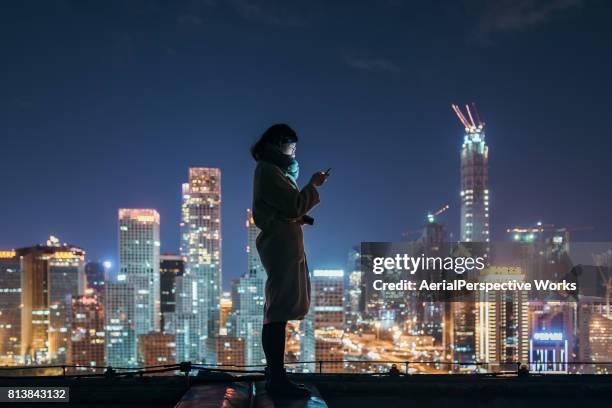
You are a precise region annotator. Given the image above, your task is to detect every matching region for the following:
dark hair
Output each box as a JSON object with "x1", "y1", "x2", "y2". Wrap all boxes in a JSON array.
[{"x1": 251, "y1": 123, "x2": 298, "y2": 160}]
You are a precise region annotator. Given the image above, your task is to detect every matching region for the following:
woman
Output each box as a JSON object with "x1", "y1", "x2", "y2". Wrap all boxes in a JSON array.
[{"x1": 251, "y1": 123, "x2": 328, "y2": 397}]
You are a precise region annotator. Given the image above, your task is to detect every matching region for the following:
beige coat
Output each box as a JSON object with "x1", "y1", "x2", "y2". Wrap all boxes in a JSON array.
[{"x1": 252, "y1": 161, "x2": 320, "y2": 323}]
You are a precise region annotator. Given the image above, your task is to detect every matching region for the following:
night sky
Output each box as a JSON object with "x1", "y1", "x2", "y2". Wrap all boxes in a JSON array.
[{"x1": 1, "y1": 0, "x2": 611, "y2": 288}]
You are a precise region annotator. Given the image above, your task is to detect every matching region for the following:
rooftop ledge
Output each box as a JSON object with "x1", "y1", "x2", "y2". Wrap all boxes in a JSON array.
[{"x1": 1, "y1": 372, "x2": 612, "y2": 408}]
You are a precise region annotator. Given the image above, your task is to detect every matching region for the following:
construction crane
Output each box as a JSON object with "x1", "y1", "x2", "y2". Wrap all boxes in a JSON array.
[
  {"x1": 402, "y1": 204, "x2": 450, "y2": 239},
  {"x1": 427, "y1": 204, "x2": 449, "y2": 224},
  {"x1": 451, "y1": 103, "x2": 484, "y2": 132},
  {"x1": 593, "y1": 252, "x2": 612, "y2": 318}
]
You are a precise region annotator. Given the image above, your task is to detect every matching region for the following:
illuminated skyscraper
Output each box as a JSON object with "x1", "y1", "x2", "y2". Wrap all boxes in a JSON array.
[
  {"x1": 19, "y1": 237, "x2": 86, "y2": 364},
  {"x1": 232, "y1": 209, "x2": 266, "y2": 366},
  {"x1": 476, "y1": 267, "x2": 529, "y2": 371},
  {"x1": 118, "y1": 209, "x2": 160, "y2": 336},
  {"x1": 0, "y1": 250, "x2": 21, "y2": 365},
  {"x1": 105, "y1": 282, "x2": 136, "y2": 367},
  {"x1": 179, "y1": 167, "x2": 222, "y2": 363},
  {"x1": 310, "y1": 269, "x2": 345, "y2": 373},
  {"x1": 70, "y1": 294, "x2": 105, "y2": 369},
  {"x1": 452, "y1": 104, "x2": 489, "y2": 246}
]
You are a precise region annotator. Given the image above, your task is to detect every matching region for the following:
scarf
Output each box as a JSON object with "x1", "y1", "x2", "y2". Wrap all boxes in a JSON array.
[{"x1": 258, "y1": 144, "x2": 300, "y2": 184}]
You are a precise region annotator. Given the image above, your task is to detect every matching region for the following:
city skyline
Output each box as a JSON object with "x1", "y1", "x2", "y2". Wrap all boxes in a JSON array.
[{"x1": 2, "y1": 1, "x2": 612, "y2": 288}]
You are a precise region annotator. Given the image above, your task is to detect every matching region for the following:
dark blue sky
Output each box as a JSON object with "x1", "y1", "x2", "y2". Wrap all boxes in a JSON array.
[{"x1": 1, "y1": 0, "x2": 611, "y2": 288}]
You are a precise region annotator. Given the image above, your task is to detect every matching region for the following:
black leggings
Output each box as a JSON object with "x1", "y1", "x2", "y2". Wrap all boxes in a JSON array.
[{"x1": 262, "y1": 321, "x2": 287, "y2": 372}]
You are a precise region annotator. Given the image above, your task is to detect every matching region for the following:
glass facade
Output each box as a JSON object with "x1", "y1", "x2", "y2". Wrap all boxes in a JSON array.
[
  {"x1": 118, "y1": 209, "x2": 161, "y2": 336},
  {"x1": 178, "y1": 167, "x2": 221, "y2": 363}
]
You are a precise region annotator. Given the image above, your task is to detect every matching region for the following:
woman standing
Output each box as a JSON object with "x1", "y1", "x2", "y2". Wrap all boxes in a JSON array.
[{"x1": 251, "y1": 124, "x2": 328, "y2": 397}]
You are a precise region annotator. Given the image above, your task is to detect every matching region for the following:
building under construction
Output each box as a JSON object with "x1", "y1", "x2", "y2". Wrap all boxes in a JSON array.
[{"x1": 452, "y1": 103, "x2": 490, "y2": 247}]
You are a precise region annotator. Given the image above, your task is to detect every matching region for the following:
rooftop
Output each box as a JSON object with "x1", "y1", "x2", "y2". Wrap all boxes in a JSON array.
[{"x1": 2, "y1": 370, "x2": 611, "y2": 408}]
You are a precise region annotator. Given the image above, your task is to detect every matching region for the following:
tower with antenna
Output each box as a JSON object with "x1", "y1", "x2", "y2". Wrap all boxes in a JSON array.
[{"x1": 452, "y1": 103, "x2": 490, "y2": 248}]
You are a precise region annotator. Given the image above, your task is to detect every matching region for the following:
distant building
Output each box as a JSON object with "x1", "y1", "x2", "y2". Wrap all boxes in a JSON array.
[
  {"x1": 529, "y1": 331, "x2": 569, "y2": 373},
  {"x1": 70, "y1": 295, "x2": 105, "y2": 369},
  {"x1": 178, "y1": 167, "x2": 222, "y2": 363},
  {"x1": 227, "y1": 209, "x2": 266, "y2": 367},
  {"x1": 0, "y1": 250, "x2": 21, "y2": 365},
  {"x1": 104, "y1": 282, "x2": 136, "y2": 367},
  {"x1": 219, "y1": 292, "x2": 232, "y2": 333},
  {"x1": 310, "y1": 269, "x2": 345, "y2": 373},
  {"x1": 118, "y1": 209, "x2": 161, "y2": 336},
  {"x1": 85, "y1": 261, "x2": 106, "y2": 299},
  {"x1": 217, "y1": 335, "x2": 245, "y2": 367},
  {"x1": 578, "y1": 301, "x2": 612, "y2": 374},
  {"x1": 345, "y1": 247, "x2": 363, "y2": 331},
  {"x1": 529, "y1": 301, "x2": 576, "y2": 373},
  {"x1": 453, "y1": 104, "x2": 489, "y2": 246},
  {"x1": 476, "y1": 267, "x2": 529, "y2": 371},
  {"x1": 19, "y1": 237, "x2": 86, "y2": 364},
  {"x1": 138, "y1": 332, "x2": 176, "y2": 369},
  {"x1": 160, "y1": 254, "x2": 185, "y2": 334}
]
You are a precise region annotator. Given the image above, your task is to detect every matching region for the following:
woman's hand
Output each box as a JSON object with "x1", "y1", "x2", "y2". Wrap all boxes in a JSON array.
[{"x1": 309, "y1": 171, "x2": 329, "y2": 187}]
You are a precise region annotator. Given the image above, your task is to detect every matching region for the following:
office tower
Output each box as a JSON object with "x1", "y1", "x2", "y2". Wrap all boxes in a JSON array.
[
  {"x1": 232, "y1": 275, "x2": 265, "y2": 367},
  {"x1": 118, "y1": 209, "x2": 161, "y2": 336},
  {"x1": 104, "y1": 282, "x2": 136, "y2": 367},
  {"x1": 19, "y1": 237, "x2": 86, "y2": 364},
  {"x1": 529, "y1": 331, "x2": 569, "y2": 373},
  {"x1": 476, "y1": 267, "x2": 529, "y2": 371},
  {"x1": 529, "y1": 301, "x2": 576, "y2": 373},
  {"x1": 229, "y1": 209, "x2": 266, "y2": 367},
  {"x1": 138, "y1": 332, "x2": 176, "y2": 369},
  {"x1": 420, "y1": 215, "x2": 450, "y2": 348},
  {"x1": 70, "y1": 294, "x2": 105, "y2": 369},
  {"x1": 311, "y1": 269, "x2": 345, "y2": 373},
  {"x1": 179, "y1": 167, "x2": 222, "y2": 363},
  {"x1": 217, "y1": 336, "x2": 245, "y2": 367},
  {"x1": 0, "y1": 250, "x2": 21, "y2": 365},
  {"x1": 160, "y1": 254, "x2": 185, "y2": 334},
  {"x1": 452, "y1": 104, "x2": 489, "y2": 246},
  {"x1": 578, "y1": 300, "x2": 612, "y2": 374},
  {"x1": 300, "y1": 312, "x2": 315, "y2": 373},
  {"x1": 84, "y1": 261, "x2": 106, "y2": 299},
  {"x1": 345, "y1": 246, "x2": 363, "y2": 331}
]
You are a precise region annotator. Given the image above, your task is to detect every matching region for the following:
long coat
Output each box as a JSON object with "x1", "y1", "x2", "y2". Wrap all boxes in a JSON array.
[{"x1": 252, "y1": 161, "x2": 320, "y2": 323}]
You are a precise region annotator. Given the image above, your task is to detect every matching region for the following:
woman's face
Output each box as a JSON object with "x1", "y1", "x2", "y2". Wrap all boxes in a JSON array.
[{"x1": 281, "y1": 142, "x2": 297, "y2": 157}]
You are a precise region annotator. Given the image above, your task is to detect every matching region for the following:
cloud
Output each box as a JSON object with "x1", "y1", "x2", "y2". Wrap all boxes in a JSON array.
[
  {"x1": 345, "y1": 56, "x2": 401, "y2": 73},
  {"x1": 472, "y1": 0, "x2": 586, "y2": 42}
]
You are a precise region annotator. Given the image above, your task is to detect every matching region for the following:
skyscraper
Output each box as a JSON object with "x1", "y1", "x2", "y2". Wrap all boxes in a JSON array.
[
  {"x1": 160, "y1": 254, "x2": 185, "y2": 334},
  {"x1": 179, "y1": 167, "x2": 222, "y2": 363},
  {"x1": 476, "y1": 267, "x2": 529, "y2": 371},
  {"x1": 118, "y1": 209, "x2": 161, "y2": 336},
  {"x1": 19, "y1": 237, "x2": 86, "y2": 364},
  {"x1": 310, "y1": 269, "x2": 345, "y2": 373},
  {"x1": 0, "y1": 250, "x2": 21, "y2": 365},
  {"x1": 235, "y1": 209, "x2": 266, "y2": 366},
  {"x1": 452, "y1": 104, "x2": 489, "y2": 246},
  {"x1": 70, "y1": 294, "x2": 105, "y2": 369},
  {"x1": 105, "y1": 282, "x2": 136, "y2": 367}
]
